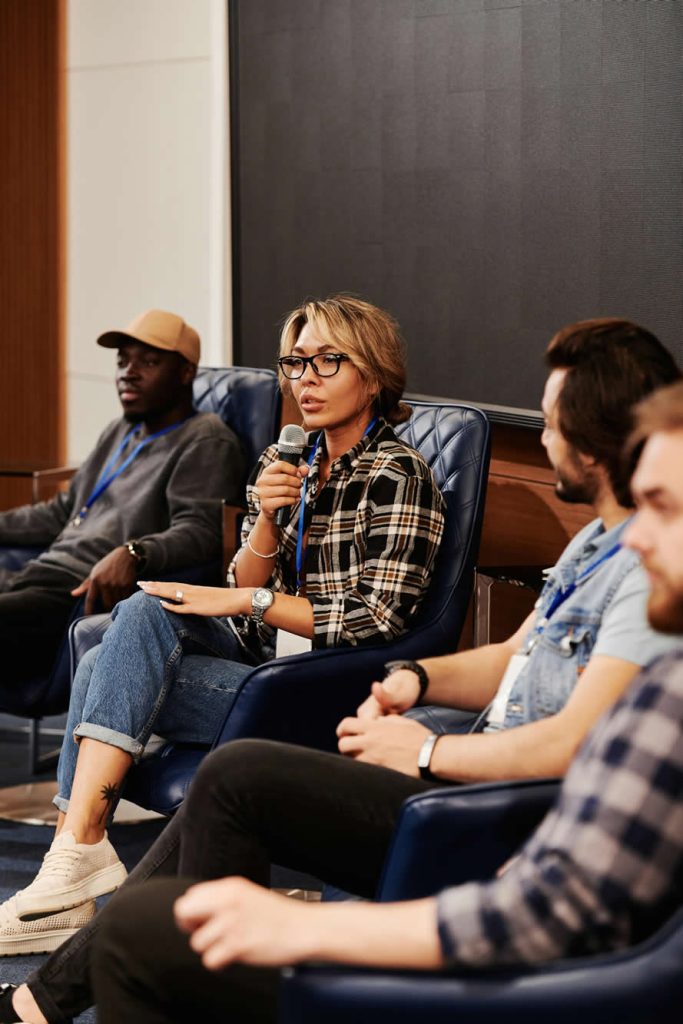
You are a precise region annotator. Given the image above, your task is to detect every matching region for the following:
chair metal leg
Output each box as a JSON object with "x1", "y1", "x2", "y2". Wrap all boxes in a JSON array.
[
  {"x1": 473, "y1": 571, "x2": 495, "y2": 647},
  {"x1": 28, "y1": 718, "x2": 63, "y2": 775}
]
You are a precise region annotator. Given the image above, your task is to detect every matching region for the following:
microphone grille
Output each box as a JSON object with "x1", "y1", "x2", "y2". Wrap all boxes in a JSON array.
[{"x1": 278, "y1": 423, "x2": 307, "y2": 454}]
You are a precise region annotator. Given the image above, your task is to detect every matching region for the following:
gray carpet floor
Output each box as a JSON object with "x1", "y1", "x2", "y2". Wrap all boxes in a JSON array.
[
  {"x1": 0, "y1": 724, "x2": 165, "y2": 1022},
  {"x1": 0, "y1": 818, "x2": 166, "y2": 1023}
]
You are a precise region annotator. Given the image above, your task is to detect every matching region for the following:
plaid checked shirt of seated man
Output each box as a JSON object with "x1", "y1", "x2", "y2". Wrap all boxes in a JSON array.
[{"x1": 438, "y1": 648, "x2": 683, "y2": 964}]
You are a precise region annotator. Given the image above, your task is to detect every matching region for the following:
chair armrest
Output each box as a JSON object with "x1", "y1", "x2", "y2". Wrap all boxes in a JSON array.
[
  {"x1": 377, "y1": 778, "x2": 561, "y2": 901},
  {"x1": 68, "y1": 613, "x2": 112, "y2": 678},
  {"x1": 214, "y1": 644, "x2": 400, "y2": 753},
  {"x1": 0, "y1": 463, "x2": 77, "y2": 503},
  {"x1": 222, "y1": 501, "x2": 247, "y2": 576},
  {"x1": 29, "y1": 465, "x2": 78, "y2": 503},
  {"x1": 213, "y1": 559, "x2": 487, "y2": 752},
  {"x1": 280, "y1": 909, "x2": 683, "y2": 1024}
]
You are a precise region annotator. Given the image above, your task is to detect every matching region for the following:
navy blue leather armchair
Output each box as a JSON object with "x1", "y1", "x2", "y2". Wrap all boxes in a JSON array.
[
  {"x1": 0, "y1": 366, "x2": 280, "y2": 769},
  {"x1": 280, "y1": 778, "x2": 683, "y2": 1023},
  {"x1": 118, "y1": 399, "x2": 490, "y2": 813}
]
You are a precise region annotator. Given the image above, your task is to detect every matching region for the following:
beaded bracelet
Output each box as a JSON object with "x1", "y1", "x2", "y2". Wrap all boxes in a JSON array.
[{"x1": 247, "y1": 535, "x2": 279, "y2": 559}]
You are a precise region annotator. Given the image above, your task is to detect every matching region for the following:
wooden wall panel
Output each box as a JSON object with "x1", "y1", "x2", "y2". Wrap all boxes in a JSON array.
[
  {"x1": 482, "y1": 424, "x2": 593, "y2": 568},
  {"x1": 467, "y1": 423, "x2": 593, "y2": 646},
  {"x1": 0, "y1": 0, "x2": 65, "y2": 511}
]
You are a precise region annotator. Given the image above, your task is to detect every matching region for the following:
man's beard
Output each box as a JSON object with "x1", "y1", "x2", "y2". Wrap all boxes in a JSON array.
[
  {"x1": 647, "y1": 581, "x2": 683, "y2": 634},
  {"x1": 123, "y1": 410, "x2": 145, "y2": 424},
  {"x1": 554, "y1": 472, "x2": 596, "y2": 506}
]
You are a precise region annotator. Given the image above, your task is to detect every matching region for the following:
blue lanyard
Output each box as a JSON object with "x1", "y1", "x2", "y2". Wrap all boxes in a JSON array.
[
  {"x1": 534, "y1": 541, "x2": 622, "y2": 634},
  {"x1": 294, "y1": 417, "x2": 378, "y2": 593},
  {"x1": 71, "y1": 418, "x2": 192, "y2": 527}
]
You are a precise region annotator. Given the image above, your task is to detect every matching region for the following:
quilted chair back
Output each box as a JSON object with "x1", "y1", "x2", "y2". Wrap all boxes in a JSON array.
[
  {"x1": 390, "y1": 399, "x2": 490, "y2": 656},
  {"x1": 192, "y1": 366, "x2": 281, "y2": 473}
]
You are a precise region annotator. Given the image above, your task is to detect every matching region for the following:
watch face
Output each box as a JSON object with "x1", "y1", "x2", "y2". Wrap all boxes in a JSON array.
[{"x1": 253, "y1": 588, "x2": 274, "y2": 610}]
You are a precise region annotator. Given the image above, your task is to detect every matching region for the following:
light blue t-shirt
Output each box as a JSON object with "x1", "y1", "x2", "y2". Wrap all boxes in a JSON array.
[{"x1": 499, "y1": 517, "x2": 682, "y2": 729}]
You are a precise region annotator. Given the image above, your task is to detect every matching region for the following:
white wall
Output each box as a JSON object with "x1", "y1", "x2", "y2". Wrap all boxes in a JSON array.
[{"x1": 66, "y1": 0, "x2": 231, "y2": 462}]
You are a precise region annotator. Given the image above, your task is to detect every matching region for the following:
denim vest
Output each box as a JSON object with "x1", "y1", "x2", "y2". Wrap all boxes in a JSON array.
[{"x1": 500, "y1": 517, "x2": 638, "y2": 730}]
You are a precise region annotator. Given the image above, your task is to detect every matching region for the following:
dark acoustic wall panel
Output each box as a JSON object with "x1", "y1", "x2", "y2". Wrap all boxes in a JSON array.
[{"x1": 231, "y1": 0, "x2": 683, "y2": 416}]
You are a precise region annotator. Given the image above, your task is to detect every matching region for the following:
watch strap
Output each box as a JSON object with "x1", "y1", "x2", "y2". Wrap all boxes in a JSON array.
[
  {"x1": 383, "y1": 659, "x2": 429, "y2": 702},
  {"x1": 125, "y1": 540, "x2": 146, "y2": 571},
  {"x1": 418, "y1": 732, "x2": 442, "y2": 781},
  {"x1": 251, "y1": 588, "x2": 274, "y2": 626}
]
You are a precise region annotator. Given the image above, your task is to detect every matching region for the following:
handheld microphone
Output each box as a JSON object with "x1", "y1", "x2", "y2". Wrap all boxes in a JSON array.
[{"x1": 274, "y1": 424, "x2": 307, "y2": 527}]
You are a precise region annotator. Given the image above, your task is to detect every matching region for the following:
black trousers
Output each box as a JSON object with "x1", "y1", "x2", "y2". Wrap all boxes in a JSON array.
[
  {"x1": 29, "y1": 739, "x2": 436, "y2": 1022},
  {"x1": 92, "y1": 877, "x2": 280, "y2": 1024},
  {"x1": 0, "y1": 562, "x2": 79, "y2": 687}
]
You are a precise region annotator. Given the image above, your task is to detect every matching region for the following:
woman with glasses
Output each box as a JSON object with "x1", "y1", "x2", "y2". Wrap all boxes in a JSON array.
[{"x1": 0, "y1": 295, "x2": 444, "y2": 979}]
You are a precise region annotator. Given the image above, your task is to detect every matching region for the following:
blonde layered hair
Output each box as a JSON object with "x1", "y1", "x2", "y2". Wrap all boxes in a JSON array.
[{"x1": 278, "y1": 295, "x2": 411, "y2": 426}]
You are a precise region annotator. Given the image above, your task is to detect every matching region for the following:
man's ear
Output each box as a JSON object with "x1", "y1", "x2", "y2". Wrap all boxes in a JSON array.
[
  {"x1": 577, "y1": 449, "x2": 599, "y2": 469},
  {"x1": 181, "y1": 360, "x2": 197, "y2": 387}
]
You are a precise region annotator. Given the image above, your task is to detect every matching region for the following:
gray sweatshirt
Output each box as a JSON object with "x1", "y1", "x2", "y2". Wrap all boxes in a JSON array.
[{"x1": 0, "y1": 412, "x2": 244, "y2": 584}]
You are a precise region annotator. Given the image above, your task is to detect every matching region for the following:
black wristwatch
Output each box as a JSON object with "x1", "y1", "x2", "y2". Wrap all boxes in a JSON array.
[
  {"x1": 383, "y1": 659, "x2": 429, "y2": 702},
  {"x1": 125, "y1": 540, "x2": 147, "y2": 572},
  {"x1": 417, "y1": 732, "x2": 442, "y2": 781}
]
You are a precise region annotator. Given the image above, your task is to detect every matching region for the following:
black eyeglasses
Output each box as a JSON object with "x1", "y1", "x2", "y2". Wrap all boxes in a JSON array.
[{"x1": 278, "y1": 353, "x2": 350, "y2": 379}]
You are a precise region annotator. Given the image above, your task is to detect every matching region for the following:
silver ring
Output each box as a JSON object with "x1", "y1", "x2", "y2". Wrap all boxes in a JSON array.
[{"x1": 175, "y1": 590, "x2": 184, "y2": 602}]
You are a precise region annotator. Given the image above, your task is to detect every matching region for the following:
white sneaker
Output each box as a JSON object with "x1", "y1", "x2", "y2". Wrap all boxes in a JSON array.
[
  {"x1": 14, "y1": 830, "x2": 127, "y2": 921},
  {"x1": 0, "y1": 895, "x2": 96, "y2": 956}
]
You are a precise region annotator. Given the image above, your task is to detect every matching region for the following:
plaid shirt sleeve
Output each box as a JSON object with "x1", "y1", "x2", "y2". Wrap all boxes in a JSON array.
[{"x1": 436, "y1": 650, "x2": 683, "y2": 966}]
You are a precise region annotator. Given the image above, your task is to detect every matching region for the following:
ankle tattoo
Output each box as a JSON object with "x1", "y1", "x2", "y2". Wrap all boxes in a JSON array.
[{"x1": 98, "y1": 782, "x2": 120, "y2": 824}]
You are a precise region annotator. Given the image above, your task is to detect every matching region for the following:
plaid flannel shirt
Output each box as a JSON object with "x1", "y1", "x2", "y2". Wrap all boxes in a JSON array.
[
  {"x1": 226, "y1": 419, "x2": 444, "y2": 649},
  {"x1": 438, "y1": 649, "x2": 683, "y2": 965}
]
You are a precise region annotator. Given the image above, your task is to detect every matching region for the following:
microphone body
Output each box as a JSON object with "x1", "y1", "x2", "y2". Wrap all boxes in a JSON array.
[{"x1": 274, "y1": 424, "x2": 306, "y2": 528}]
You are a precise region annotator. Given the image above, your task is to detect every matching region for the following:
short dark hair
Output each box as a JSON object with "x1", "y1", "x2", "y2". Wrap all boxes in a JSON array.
[{"x1": 545, "y1": 318, "x2": 680, "y2": 507}]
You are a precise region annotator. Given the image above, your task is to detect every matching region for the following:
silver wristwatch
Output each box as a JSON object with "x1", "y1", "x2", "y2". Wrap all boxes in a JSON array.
[{"x1": 251, "y1": 587, "x2": 274, "y2": 626}]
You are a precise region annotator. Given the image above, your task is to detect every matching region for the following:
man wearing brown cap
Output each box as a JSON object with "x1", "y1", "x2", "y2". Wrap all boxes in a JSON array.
[{"x1": 0, "y1": 309, "x2": 243, "y2": 693}]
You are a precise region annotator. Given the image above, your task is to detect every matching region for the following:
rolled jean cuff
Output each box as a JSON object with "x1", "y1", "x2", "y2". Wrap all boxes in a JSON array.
[
  {"x1": 73, "y1": 723, "x2": 144, "y2": 760},
  {"x1": 52, "y1": 794, "x2": 70, "y2": 814}
]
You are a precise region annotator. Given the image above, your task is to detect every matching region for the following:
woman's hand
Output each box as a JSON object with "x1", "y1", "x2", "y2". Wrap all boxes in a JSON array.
[
  {"x1": 255, "y1": 460, "x2": 309, "y2": 521},
  {"x1": 137, "y1": 581, "x2": 252, "y2": 618}
]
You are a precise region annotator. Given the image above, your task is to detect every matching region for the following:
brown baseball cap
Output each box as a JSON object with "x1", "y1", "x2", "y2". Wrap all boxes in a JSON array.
[{"x1": 97, "y1": 309, "x2": 200, "y2": 365}]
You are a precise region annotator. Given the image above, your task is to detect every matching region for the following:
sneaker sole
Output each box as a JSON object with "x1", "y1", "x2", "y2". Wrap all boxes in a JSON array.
[
  {"x1": 15, "y1": 861, "x2": 128, "y2": 921},
  {"x1": 0, "y1": 926, "x2": 81, "y2": 957}
]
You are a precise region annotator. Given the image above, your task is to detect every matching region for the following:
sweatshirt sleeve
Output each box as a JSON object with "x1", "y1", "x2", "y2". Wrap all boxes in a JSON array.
[
  {"x1": 137, "y1": 430, "x2": 245, "y2": 575},
  {"x1": 0, "y1": 485, "x2": 75, "y2": 546}
]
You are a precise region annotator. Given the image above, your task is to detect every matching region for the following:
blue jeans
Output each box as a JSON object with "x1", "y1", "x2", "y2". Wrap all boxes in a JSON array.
[{"x1": 55, "y1": 590, "x2": 256, "y2": 812}]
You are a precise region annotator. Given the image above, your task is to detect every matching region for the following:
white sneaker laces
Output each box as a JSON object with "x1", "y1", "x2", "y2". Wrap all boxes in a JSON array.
[{"x1": 33, "y1": 845, "x2": 82, "y2": 882}]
